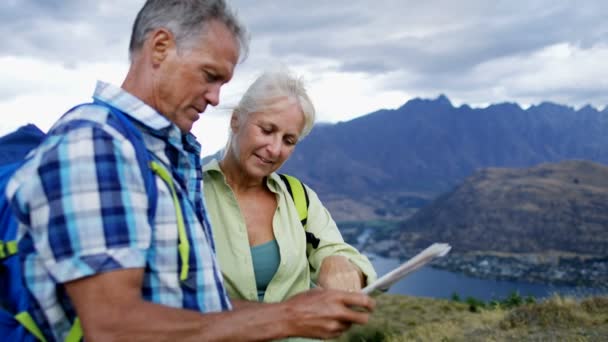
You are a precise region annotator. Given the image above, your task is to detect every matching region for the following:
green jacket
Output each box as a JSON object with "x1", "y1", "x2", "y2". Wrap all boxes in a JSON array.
[{"x1": 203, "y1": 159, "x2": 377, "y2": 304}]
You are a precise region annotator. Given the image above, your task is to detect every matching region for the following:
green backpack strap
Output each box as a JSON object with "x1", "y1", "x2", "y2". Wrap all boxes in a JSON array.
[
  {"x1": 150, "y1": 161, "x2": 190, "y2": 281},
  {"x1": 279, "y1": 174, "x2": 309, "y2": 228},
  {"x1": 279, "y1": 174, "x2": 320, "y2": 249},
  {"x1": 0, "y1": 240, "x2": 18, "y2": 259},
  {"x1": 5, "y1": 244, "x2": 81, "y2": 342},
  {"x1": 14, "y1": 312, "x2": 47, "y2": 342},
  {"x1": 64, "y1": 318, "x2": 82, "y2": 342}
]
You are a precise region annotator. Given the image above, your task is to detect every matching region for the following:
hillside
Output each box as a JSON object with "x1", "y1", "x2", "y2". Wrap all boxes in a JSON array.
[
  {"x1": 337, "y1": 293, "x2": 608, "y2": 341},
  {"x1": 393, "y1": 160, "x2": 608, "y2": 256}
]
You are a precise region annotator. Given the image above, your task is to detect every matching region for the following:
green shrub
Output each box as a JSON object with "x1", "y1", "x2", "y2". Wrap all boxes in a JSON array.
[
  {"x1": 450, "y1": 291, "x2": 534, "y2": 312},
  {"x1": 501, "y1": 291, "x2": 523, "y2": 308},
  {"x1": 500, "y1": 297, "x2": 583, "y2": 329},
  {"x1": 465, "y1": 297, "x2": 485, "y2": 313}
]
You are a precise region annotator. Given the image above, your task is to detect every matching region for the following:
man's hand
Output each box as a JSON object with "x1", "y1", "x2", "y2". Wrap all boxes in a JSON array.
[
  {"x1": 317, "y1": 255, "x2": 365, "y2": 291},
  {"x1": 278, "y1": 288, "x2": 375, "y2": 339},
  {"x1": 65, "y1": 268, "x2": 374, "y2": 341}
]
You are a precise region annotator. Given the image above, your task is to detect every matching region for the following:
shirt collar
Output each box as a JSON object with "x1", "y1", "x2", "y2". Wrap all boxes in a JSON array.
[
  {"x1": 93, "y1": 81, "x2": 172, "y2": 131},
  {"x1": 93, "y1": 80, "x2": 202, "y2": 153},
  {"x1": 202, "y1": 158, "x2": 284, "y2": 193},
  {"x1": 202, "y1": 158, "x2": 222, "y2": 173}
]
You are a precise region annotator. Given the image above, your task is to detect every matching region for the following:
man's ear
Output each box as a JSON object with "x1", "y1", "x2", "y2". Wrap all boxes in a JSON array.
[{"x1": 149, "y1": 28, "x2": 175, "y2": 66}]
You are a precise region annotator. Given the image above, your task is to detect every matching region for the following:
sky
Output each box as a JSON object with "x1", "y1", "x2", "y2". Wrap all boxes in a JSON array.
[{"x1": 2, "y1": 0, "x2": 608, "y2": 156}]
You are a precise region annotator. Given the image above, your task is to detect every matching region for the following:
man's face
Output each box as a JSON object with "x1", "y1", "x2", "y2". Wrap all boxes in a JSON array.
[{"x1": 154, "y1": 20, "x2": 239, "y2": 133}]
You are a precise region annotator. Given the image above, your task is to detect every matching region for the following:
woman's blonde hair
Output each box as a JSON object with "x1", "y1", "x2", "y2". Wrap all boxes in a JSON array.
[
  {"x1": 233, "y1": 68, "x2": 316, "y2": 138},
  {"x1": 221, "y1": 69, "x2": 316, "y2": 159}
]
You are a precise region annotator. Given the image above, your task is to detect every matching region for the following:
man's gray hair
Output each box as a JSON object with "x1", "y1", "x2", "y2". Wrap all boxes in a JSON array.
[{"x1": 129, "y1": 0, "x2": 248, "y2": 62}]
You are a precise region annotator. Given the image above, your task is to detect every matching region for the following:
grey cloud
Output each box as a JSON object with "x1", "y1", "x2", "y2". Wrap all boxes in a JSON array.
[
  {"x1": 509, "y1": 86, "x2": 608, "y2": 110},
  {"x1": 0, "y1": 81, "x2": 33, "y2": 101},
  {"x1": 0, "y1": 0, "x2": 140, "y2": 64},
  {"x1": 228, "y1": 0, "x2": 608, "y2": 108},
  {"x1": 0, "y1": 0, "x2": 91, "y2": 21},
  {"x1": 380, "y1": 64, "x2": 608, "y2": 111},
  {"x1": 232, "y1": 1, "x2": 608, "y2": 76},
  {"x1": 5, "y1": 0, "x2": 608, "y2": 72},
  {"x1": 2, "y1": 0, "x2": 608, "y2": 108},
  {"x1": 231, "y1": 1, "x2": 369, "y2": 36}
]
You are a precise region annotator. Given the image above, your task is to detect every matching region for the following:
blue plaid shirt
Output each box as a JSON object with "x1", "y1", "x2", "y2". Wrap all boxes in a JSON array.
[{"x1": 6, "y1": 81, "x2": 231, "y2": 341}]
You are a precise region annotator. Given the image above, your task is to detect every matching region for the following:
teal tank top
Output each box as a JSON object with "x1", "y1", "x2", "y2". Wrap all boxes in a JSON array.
[{"x1": 250, "y1": 239, "x2": 281, "y2": 301}]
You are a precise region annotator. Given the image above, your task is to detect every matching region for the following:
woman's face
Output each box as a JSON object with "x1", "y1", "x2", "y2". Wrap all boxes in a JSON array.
[{"x1": 230, "y1": 97, "x2": 305, "y2": 181}]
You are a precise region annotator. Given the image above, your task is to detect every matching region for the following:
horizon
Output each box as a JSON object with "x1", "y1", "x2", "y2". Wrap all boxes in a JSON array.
[{"x1": 401, "y1": 94, "x2": 608, "y2": 112}]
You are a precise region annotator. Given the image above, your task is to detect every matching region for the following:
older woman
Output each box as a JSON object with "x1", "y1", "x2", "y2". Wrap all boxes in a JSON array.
[{"x1": 203, "y1": 69, "x2": 376, "y2": 304}]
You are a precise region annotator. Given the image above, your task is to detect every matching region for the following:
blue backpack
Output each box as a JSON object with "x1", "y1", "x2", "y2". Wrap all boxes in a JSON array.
[{"x1": 0, "y1": 101, "x2": 163, "y2": 341}]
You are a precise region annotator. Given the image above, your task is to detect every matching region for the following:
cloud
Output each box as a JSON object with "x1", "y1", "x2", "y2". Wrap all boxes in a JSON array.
[
  {"x1": 243, "y1": 0, "x2": 608, "y2": 110},
  {"x1": 2, "y1": 0, "x2": 608, "y2": 153},
  {"x1": 233, "y1": 0, "x2": 608, "y2": 100},
  {"x1": 0, "y1": 0, "x2": 141, "y2": 65}
]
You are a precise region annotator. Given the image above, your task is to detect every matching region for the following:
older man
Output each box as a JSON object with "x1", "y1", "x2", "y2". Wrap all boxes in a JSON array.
[{"x1": 7, "y1": 0, "x2": 374, "y2": 341}]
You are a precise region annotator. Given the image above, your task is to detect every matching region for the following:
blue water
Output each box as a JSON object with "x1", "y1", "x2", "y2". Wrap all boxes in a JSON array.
[{"x1": 370, "y1": 254, "x2": 607, "y2": 301}]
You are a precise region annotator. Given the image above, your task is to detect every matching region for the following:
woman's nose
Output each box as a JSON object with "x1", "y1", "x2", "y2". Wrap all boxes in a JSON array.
[{"x1": 266, "y1": 136, "x2": 282, "y2": 157}]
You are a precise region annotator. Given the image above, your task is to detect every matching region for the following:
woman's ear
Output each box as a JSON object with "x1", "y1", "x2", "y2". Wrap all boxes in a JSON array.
[{"x1": 230, "y1": 112, "x2": 239, "y2": 133}]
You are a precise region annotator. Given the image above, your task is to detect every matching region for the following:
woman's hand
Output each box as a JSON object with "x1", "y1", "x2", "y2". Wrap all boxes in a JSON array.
[{"x1": 317, "y1": 255, "x2": 365, "y2": 291}]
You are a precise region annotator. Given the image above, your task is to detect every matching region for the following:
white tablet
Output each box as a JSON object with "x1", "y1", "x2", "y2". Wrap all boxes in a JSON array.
[{"x1": 362, "y1": 243, "x2": 452, "y2": 294}]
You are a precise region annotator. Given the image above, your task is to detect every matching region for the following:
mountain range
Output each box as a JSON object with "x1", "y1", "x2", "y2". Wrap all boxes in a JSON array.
[{"x1": 280, "y1": 95, "x2": 608, "y2": 221}]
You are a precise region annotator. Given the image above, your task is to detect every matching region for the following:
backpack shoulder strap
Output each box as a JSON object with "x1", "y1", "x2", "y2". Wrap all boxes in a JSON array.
[
  {"x1": 0, "y1": 124, "x2": 46, "y2": 165},
  {"x1": 87, "y1": 100, "x2": 159, "y2": 221},
  {"x1": 90, "y1": 101, "x2": 190, "y2": 282},
  {"x1": 278, "y1": 174, "x2": 320, "y2": 249},
  {"x1": 279, "y1": 173, "x2": 309, "y2": 228}
]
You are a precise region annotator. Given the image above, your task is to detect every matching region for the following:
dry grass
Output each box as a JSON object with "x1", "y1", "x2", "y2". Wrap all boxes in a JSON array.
[{"x1": 335, "y1": 293, "x2": 608, "y2": 342}]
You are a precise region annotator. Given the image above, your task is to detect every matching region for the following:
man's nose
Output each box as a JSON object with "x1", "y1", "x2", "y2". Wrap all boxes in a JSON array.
[{"x1": 205, "y1": 83, "x2": 221, "y2": 106}]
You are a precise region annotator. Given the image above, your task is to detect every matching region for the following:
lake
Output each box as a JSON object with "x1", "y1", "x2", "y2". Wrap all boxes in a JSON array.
[{"x1": 370, "y1": 254, "x2": 607, "y2": 301}]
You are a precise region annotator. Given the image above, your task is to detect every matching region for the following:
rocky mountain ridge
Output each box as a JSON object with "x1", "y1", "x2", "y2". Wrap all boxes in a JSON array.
[{"x1": 280, "y1": 95, "x2": 608, "y2": 222}]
